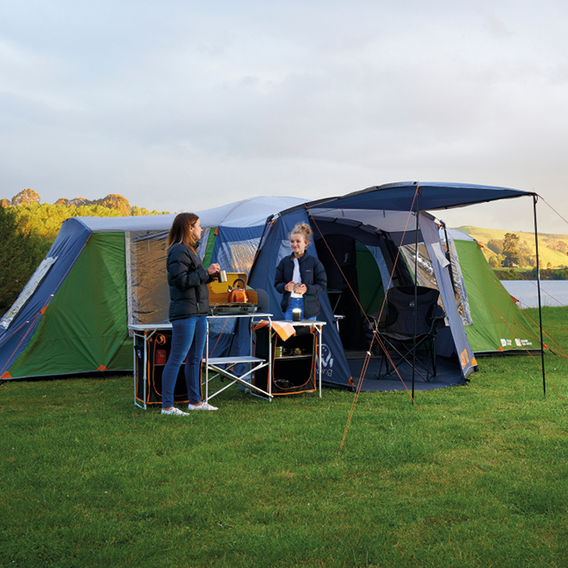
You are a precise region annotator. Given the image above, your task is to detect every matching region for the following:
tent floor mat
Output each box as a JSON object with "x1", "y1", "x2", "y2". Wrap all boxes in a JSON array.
[{"x1": 345, "y1": 353, "x2": 466, "y2": 392}]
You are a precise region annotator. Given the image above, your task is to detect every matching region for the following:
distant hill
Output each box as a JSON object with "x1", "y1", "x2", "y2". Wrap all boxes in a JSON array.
[{"x1": 454, "y1": 225, "x2": 568, "y2": 269}]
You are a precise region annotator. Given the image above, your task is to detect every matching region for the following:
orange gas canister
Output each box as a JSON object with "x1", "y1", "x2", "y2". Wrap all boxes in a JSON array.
[{"x1": 156, "y1": 348, "x2": 167, "y2": 365}]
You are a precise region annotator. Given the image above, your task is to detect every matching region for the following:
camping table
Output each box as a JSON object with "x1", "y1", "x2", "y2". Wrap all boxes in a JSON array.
[
  {"x1": 257, "y1": 320, "x2": 326, "y2": 398},
  {"x1": 129, "y1": 323, "x2": 173, "y2": 409},
  {"x1": 203, "y1": 313, "x2": 274, "y2": 402},
  {"x1": 129, "y1": 314, "x2": 274, "y2": 408}
]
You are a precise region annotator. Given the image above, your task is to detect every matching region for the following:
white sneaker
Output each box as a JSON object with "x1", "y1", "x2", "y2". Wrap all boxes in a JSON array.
[
  {"x1": 188, "y1": 402, "x2": 218, "y2": 411},
  {"x1": 161, "y1": 407, "x2": 189, "y2": 416}
]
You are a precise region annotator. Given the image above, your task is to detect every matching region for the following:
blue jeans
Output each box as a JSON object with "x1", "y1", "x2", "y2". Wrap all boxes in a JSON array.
[
  {"x1": 161, "y1": 316, "x2": 206, "y2": 407},
  {"x1": 283, "y1": 297, "x2": 316, "y2": 321}
]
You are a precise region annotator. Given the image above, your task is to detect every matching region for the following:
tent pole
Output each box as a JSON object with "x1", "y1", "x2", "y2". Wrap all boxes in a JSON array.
[
  {"x1": 532, "y1": 194, "x2": 546, "y2": 396},
  {"x1": 412, "y1": 196, "x2": 420, "y2": 400}
]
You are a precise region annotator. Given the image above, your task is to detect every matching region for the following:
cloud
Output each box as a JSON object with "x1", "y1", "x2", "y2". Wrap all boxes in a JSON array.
[{"x1": 1, "y1": 1, "x2": 568, "y2": 232}]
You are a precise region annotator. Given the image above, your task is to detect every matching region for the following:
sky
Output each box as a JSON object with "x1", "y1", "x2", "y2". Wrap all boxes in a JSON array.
[{"x1": 1, "y1": 0, "x2": 567, "y2": 232}]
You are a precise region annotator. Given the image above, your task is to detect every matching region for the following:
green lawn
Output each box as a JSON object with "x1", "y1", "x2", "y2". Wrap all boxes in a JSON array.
[{"x1": 1, "y1": 307, "x2": 567, "y2": 567}]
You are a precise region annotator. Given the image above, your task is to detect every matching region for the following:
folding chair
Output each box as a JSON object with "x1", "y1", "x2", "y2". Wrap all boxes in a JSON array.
[{"x1": 376, "y1": 286, "x2": 445, "y2": 381}]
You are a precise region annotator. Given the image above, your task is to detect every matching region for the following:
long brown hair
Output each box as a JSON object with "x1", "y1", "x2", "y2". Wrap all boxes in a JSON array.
[{"x1": 167, "y1": 212, "x2": 200, "y2": 249}]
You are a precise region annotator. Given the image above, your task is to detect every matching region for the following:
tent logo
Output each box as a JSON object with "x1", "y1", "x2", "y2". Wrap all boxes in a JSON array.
[
  {"x1": 321, "y1": 343, "x2": 334, "y2": 377},
  {"x1": 501, "y1": 338, "x2": 533, "y2": 347}
]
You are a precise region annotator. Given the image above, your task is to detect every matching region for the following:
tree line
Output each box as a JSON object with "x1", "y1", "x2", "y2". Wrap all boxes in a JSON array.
[
  {"x1": 1, "y1": 189, "x2": 168, "y2": 314},
  {"x1": 484, "y1": 231, "x2": 568, "y2": 271},
  {"x1": 485, "y1": 232, "x2": 535, "y2": 268}
]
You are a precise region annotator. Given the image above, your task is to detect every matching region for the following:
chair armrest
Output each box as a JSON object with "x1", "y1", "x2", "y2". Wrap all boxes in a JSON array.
[{"x1": 429, "y1": 305, "x2": 446, "y2": 331}]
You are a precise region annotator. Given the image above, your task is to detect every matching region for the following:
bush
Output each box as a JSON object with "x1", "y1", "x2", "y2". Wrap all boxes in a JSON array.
[{"x1": 0, "y1": 207, "x2": 52, "y2": 315}]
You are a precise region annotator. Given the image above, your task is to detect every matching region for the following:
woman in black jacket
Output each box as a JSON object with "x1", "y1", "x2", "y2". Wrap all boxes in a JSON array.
[
  {"x1": 161, "y1": 213, "x2": 221, "y2": 415},
  {"x1": 274, "y1": 223, "x2": 327, "y2": 320}
]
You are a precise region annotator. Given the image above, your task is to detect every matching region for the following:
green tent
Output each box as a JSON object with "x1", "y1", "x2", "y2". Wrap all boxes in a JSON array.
[
  {"x1": 446, "y1": 229, "x2": 540, "y2": 354},
  {"x1": 0, "y1": 197, "x2": 305, "y2": 380},
  {"x1": 6, "y1": 232, "x2": 132, "y2": 378}
]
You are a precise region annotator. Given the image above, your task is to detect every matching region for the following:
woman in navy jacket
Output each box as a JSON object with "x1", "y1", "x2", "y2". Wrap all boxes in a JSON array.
[
  {"x1": 274, "y1": 223, "x2": 327, "y2": 320},
  {"x1": 161, "y1": 212, "x2": 221, "y2": 415}
]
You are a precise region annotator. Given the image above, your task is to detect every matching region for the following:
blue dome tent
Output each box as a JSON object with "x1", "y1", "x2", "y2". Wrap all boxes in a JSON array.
[{"x1": 247, "y1": 182, "x2": 541, "y2": 394}]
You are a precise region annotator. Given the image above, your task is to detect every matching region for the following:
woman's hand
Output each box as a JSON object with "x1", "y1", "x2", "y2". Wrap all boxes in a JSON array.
[
  {"x1": 294, "y1": 283, "x2": 307, "y2": 295},
  {"x1": 284, "y1": 281, "x2": 296, "y2": 292},
  {"x1": 207, "y1": 263, "x2": 221, "y2": 276}
]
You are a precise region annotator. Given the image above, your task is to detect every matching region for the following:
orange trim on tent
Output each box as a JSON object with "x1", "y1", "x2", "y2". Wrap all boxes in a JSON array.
[
  {"x1": 97, "y1": 365, "x2": 107, "y2": 371},
  {"x1": 1, "y1": 371, "x2": 12, "y2": 379}
]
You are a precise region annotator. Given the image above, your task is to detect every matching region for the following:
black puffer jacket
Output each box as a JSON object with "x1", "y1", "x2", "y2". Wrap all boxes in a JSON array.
[
  {"x1": 167, "y1": 243, "x2": 212, "y2": 320},
  {"x1": 274, "y1": 253, "x2": 327, "y2": 319}
]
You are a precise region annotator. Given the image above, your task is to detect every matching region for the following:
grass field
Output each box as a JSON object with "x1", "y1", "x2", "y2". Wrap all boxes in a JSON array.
[{"x1": 1, "y1": 308, "x2": 567, "y2": 567}]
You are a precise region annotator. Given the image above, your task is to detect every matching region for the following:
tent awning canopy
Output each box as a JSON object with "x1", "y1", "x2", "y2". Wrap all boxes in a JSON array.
[{"x1": 294, "y1": 181, "x2": 536, "y2": 213}]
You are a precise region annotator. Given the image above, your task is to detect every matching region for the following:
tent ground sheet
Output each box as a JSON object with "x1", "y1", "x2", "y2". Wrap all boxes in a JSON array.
[{"x1": 345, "y1": 352, "x2": 467, "y2": 392}]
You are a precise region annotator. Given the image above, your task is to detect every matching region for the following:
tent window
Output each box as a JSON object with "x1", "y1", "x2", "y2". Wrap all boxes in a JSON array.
[
  {"x1": 214, "y1": 239, "x2": 259, "y2": 273},
  {"x1": 126, "y1": 229, "x2": 257, "y2": 326},
  {"x1": 127, "y1": 230, "x2": 170, "y2": 326},
  {"x1": 0, "y1": 256, "x2": 57, "y2": 330},
  {"x1": 443, "y1": 237, "x2": 474, "y2": 327},
  {"x1": 400, "y1": 243, "x2": 448, "y2": 315},
  {"x1": 401, "y1": 241, "x2": 473, "y2": 327},
  {"x1": 400, "y1": 243, "x2": 438, "y2": 289}
]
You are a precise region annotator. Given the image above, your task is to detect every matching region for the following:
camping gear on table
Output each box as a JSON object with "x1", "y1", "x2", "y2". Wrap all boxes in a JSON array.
[
  {"x1": 207, "y1": 273, "x2": 258, "y2": 315},
  {"x1": 228, "y1": 278, "x2": 248, "y2": 303}
]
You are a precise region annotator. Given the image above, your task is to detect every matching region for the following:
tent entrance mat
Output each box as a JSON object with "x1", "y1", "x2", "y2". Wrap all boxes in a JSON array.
[{"x1": 345, "y1": 352, "x2": 466, "y2": 392}]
